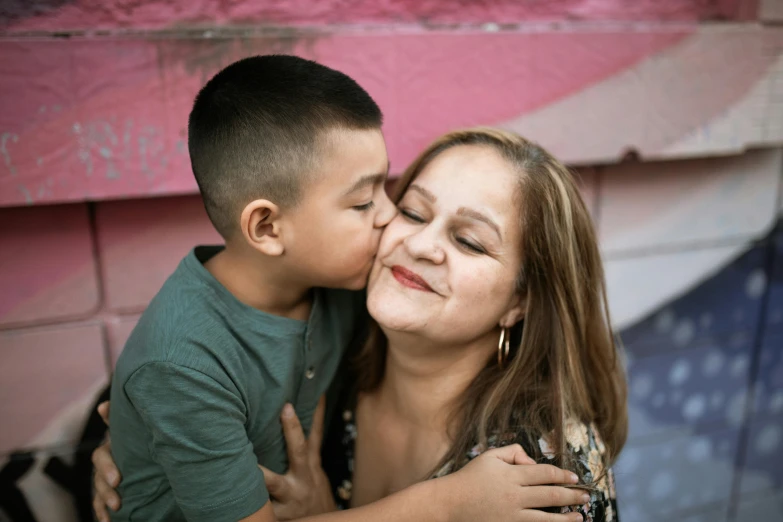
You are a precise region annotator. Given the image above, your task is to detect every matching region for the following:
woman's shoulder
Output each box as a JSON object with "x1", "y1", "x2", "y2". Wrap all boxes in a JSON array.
[{"x1": 532, "y1": 420, "x2": 619, "y2": 522}]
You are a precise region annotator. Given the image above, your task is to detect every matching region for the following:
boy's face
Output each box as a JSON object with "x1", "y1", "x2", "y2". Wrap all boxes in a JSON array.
[{"x1": 282, "y1": 128, "x2": 396, "y2": 290}]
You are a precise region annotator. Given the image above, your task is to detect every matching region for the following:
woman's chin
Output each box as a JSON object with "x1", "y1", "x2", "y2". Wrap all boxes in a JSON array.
[{"x1": 367, "y1": 291, "x2": 417, "y2": 331}]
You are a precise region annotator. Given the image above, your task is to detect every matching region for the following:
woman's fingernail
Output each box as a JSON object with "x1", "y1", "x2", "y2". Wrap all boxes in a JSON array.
[
  {"x1": 108, "y1": 471, "x2": 118, "y2": 485},
  {"x1": 581, "y1": 493, "x2": 590, "y2": 503},
  {"x1": 109, "y1": 498, "x2": 119, "y2": 510},
  {"x1": 573, "y1": 514, "x2": 584, "y2": 522},
  {"x1": 283, "y1": 404, "x2": 294, "y2": 418},
  {"x1": 569, "y1": 472, "x2": 579, "y2": 483}
]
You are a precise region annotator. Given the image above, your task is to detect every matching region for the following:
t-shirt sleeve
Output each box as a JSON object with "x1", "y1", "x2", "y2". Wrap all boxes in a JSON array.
[{"x1": 125, "y1": 361, "x2": 268, "y2": 522}]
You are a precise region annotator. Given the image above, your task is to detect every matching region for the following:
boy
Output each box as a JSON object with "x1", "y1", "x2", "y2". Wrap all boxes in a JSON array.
[
  {"x1": 108, "y1": 54, "x2": 395, "y2": 521},
  {"x1": 106, "y1": 55, "x2": 582, "y2": 522}
]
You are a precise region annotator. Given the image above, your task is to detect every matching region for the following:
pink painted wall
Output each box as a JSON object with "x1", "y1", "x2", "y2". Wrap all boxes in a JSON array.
[
  {"x1": 2, "y1": 26, "x2": 781, "y2": 207},
  {"x1": 0, "y1": 0, "x2": 760, "y2": 32}
]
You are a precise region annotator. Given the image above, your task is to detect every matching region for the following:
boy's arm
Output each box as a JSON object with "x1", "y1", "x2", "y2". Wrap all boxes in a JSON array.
[
  {"x1": 263, "y1": 406, "x2": 586, "y2": 522},
  {"x1": 282, "y1": 446, "x2": 585, "y2": 522},
  {"x1": 124, "y1": 361, "x2": 269, "y2": 522}
]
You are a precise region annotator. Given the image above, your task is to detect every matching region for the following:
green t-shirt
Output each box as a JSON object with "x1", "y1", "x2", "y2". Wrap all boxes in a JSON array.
[{"x1": 108, "y1": 246, "x2": 365, "y2": 522}]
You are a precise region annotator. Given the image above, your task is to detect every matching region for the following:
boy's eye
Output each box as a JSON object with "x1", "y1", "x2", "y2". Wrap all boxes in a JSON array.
[
  {"x1": 400, "y1": 208, "x2": 425, "y2": 223},
  {"x1": 353, "y1": 201, "x2": 375, "y2": 212}
]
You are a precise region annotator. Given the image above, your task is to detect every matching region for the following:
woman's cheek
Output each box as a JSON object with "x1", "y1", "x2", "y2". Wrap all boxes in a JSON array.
[{"x1": 378, "y1": 223, "x2": 408, "y2": 255}]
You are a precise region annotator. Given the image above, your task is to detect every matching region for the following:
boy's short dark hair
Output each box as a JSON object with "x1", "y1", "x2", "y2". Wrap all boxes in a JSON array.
[{"x1": 188, "y1": 54, "x2": 383, "y2": 238}]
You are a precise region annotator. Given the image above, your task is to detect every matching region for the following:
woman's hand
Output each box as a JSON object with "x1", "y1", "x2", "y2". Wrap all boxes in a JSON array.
[
  {"x1": 260, "y1": 396, "x2": 336, "y2": 520},
  {"x1": 441, "y1": 444, "x2": 589, "y2": 522},
  {"x1": 92, "y1": 401, "x2": 122, "y2": 522}
]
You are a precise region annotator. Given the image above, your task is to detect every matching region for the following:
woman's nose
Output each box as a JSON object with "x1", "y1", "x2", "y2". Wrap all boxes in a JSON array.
[{"x1": 403, "y1": 226, "x2": 445, "y2": 264}]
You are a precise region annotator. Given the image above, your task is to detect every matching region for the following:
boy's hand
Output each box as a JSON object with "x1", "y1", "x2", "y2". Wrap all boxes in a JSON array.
[
  {"x1": 439, "y1": 444, "x2": 588, "y2": 522},
  {"x1": 260, "y1": 396, "x2": 336, "y2": 520},
  {"x1": 92, "y1": 401, "x2": 122, "y2": 522}
]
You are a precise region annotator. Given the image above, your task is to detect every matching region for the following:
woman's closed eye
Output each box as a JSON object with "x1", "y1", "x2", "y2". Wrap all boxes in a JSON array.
[
  {"x1": 400, "y1": 208, "x2": 425, "y2": 223},
  {"x1": 456, "y1": 236, "x2": 486, "y2": 254},
  {"x1": 402, "y1": 207, "x2": 487, "y2": 254}
]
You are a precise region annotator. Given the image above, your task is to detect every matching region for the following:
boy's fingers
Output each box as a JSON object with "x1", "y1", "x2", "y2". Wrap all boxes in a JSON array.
[
  {"x1": 518, "y1": 485, "x2": 590, "y2": 509},
  {"x1": 515, "y1": 464, "x2": 580, "y2": 487},
  {"x1": 91, "y1": 443, "x2": 121, "y2": 487},
  {"x1": 512, "y1": 447, "x2": 536, "y2": 465},
  {"x1": 280, "y1": 404, "x2": 308, "y2": 472},
  {"x1": 308, "y1": 396, "x2": 326, "y2": 459},
  {"x1": 97, "y1": 401, "x2": 111, "y2": 426},
  {"x1": 520, "y1": 510, "x2": 584, "y2": 522},
  {"x1": 259, "y1": 465, "x2": 287, "y2": 499},
  {"x1": 482, "y1": 443, "x2": 526, "y2": 464}
]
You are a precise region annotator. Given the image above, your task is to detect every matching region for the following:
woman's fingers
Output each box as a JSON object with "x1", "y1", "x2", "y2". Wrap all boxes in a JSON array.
[
  {"x1": 280, "y1": 403, "x2": 308, "y2": 473},
  {"x1": 308, "y1": 396, "x2": 326, "y2": 462},
  {"x1": 93, "y1": 493, "x2": 110, "y2": 522},
  {"x1": 91, "y1": 442, "x2": 121, "y2": 488},
  {"x1": 94, "y1": 470, "x2": 122, "y2": 511},
  {"x1": 259, "y1": 465, "x2": 288, "y2": 499},
  {"x1": 97, "y1": 401, "x2": 111, "y2": 426}
]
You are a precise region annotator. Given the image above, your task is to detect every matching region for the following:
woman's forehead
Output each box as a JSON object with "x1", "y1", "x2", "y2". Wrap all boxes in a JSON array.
[{"x1": 412, "y1": 146, "x2": 518, "y2": 212}]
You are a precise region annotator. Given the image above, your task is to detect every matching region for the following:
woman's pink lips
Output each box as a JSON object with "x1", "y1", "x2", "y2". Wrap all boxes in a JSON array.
[{"x1": 391, "y1": 265, "x2": 433, "y2": 292}]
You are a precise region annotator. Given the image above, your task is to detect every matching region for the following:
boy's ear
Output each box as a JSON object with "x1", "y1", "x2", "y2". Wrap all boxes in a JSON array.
[{"x1": 240, "y1": 199, "x2": 285, "y2": 256}]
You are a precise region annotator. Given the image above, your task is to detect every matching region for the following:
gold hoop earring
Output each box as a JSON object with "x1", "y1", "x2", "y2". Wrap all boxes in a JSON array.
[{"x1": 497, "y1": 327, "x2": 510, "y2": 368}]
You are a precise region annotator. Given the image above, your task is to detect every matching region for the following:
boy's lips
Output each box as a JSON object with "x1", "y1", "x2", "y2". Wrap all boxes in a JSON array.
[{"x1": 391, "y1": 265, "x2": 434, "y2": 292}]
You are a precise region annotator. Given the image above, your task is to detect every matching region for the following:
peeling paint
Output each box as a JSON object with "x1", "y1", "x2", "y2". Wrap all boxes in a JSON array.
[
  {"x1": 68, "y1": 118, "x2": 171, "y2": 181},
  {"x1": 156, "y1": 34, "x2": 314, "y2": 86},
  {"x1": 17, "y1": 185, "x2": 32, "y2": 204},
  {"x1": 1, "y1": 132, "x2": 19, "y2": 177},
  {"x1": 0, "y1": 0, "x2": 758, "y2": 33}
]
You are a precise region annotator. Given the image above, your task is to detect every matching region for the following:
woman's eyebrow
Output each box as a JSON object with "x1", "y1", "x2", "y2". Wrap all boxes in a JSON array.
[
  {"x1": 457, "y1": 207, "x2": 502, "y2": 239},
  {"x1": 408, "y1": 184, "x2": 436, "y2": 202}
]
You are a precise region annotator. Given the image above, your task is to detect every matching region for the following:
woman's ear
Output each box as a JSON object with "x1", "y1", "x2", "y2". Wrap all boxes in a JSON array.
[
  {"x1": 240, "y1": 199, "x2": 285, "y2": 256},
  {"x1": 499, "y1": 293, "x2": 526, "y2": 328}
]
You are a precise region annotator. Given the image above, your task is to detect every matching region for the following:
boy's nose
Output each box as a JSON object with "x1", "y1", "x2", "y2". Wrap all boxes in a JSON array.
[{"x1": 375, "y1": 190, "x2": 398, "y2": 228}]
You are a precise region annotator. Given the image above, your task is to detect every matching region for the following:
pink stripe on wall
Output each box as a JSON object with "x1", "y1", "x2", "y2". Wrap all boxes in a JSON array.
[
  {"x1": 0, "y1": 0, "x2": 758, "y2": 32},
  {"x1": 0, "y1": 29, "x2": 692, "y2": 206},
  {"x1": 2, "y1": 26, "x2": 780, "y2": 208}
]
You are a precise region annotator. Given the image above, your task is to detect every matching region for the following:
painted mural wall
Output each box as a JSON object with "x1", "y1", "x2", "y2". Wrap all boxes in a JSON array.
[{"x1": 1, "y1": 1, "x2": 783, "y2": 520}]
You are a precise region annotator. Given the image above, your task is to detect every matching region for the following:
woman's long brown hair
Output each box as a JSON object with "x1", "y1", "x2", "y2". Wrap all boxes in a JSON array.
[{"x1": 354, "y1": 128, "x2": 628, "y2": 476}]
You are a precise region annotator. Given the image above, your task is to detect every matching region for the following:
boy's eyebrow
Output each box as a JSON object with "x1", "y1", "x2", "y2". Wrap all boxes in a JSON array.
[{"x1": 343, "y1": 162, "x2": 390, "y2": 196}]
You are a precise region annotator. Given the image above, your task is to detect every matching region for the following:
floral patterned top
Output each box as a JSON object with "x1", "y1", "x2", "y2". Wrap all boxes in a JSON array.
[{"x1": 321, "y1": 393, "x2": 619, "y2": 522}]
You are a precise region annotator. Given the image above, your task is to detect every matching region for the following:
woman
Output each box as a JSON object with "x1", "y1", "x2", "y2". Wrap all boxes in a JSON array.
[{"x1": 94, "y1": 128, "x2": 627, "y2": 521}]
